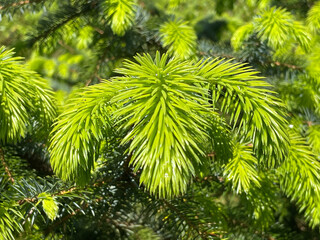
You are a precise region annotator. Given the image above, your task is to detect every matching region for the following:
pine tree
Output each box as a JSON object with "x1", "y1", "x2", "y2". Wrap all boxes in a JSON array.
[{"x1": 1, "y1": 0, "x2": 320, "y2": 239}]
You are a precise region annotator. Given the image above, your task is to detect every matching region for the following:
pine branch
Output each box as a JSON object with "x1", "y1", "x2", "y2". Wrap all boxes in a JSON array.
[
  {"x1": 0, "y1": 147, "x2": 15, "y2": 183},
  {"x1": 86, "y1": 46, "x2": 110, "y2": 86},
  {"x1": 18, "y1": 186, "x2": 78, "y2": 206},
  {"x1": 27, "y1": 3, "x2": 92, "y2": 47},
  {"x1": 43, "y1": 182, "x2": 108, "y2": 234},
  {"x1": 22, "y1": 206, "x2": 36, "y2": 225},
  {"x1": 272, "y1": 61, "x2": 302, "y2": 70},
  {"x1": 200, "y1": 51, "x2": 303, "y2": 70},
  {"x1": 163, "y1": 200, "x2": 208, "y2": 238},
  {"x1": 0, "y1": 0, "x2": 44, "y2": 10},
  {"x1": 57, "y1": 40, "x2": 76, "y2": 54},
  {"x1": 44, "y1": 195, "x2": 126, "y2": 235}
]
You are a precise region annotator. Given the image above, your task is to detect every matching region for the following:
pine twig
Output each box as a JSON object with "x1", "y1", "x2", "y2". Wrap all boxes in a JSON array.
[
  {"x1": 0, "y1": 0, "x2": 43, "y2": 10},
  {"x1": 86, "y1": 47, "x2": 110, "y2": 86},
  {"x1": 199, "y1": 52, "x2": 302, "y2": 70},
  {"x1": 44, "y1": 196, "x2": 103, "y2": 234},
  {"x1": 162, "y1": 200, "x2": 221, "y2": 239},
  {"x1": 18, "y1": 186, "x2": 78, "y2": 205},
  {"x1": 0, "y1": 147, "x2": 15, "y2": 183},
  {"x1": 22, "y1": 206, "x2": 36, "y2": 225},
  {"x1": 272, "y1": 61, "x2": 302, "y2": 70},
  {"x1": 27, "y1": 3, "x2": 93, "y2": 46}
]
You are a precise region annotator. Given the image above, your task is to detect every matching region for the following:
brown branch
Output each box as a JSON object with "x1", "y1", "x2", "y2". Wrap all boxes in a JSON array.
[
  {"x1": 18, "y1": 176, "x2": 109, "y2": 205},
  {"x1": 18, "y1": 197, "x2": 37, "y2": 205},
  {"x1": 0, "y1": 147, "x2": 15, "y2": 183},
  {"x1": 22, "y1": 206, "x2": 36, "y2": 225},
  {"x1": 86, "y1": 50, "x2": 110, "y2": 86},
  {"x1": 54, "y1": 187, "x2": 77, "y2": 196},
  {"x1": 58, "y1": 40, "x2": 76, "y2": 54},
  {"x1": 123, "y1": 153, "x2": 132, "y2": 173},
  {"x1": 0, "y1": 0, "x2": 43, "y2": 10},
  {"x1": 272, "y1": 61, "x2": 302, "y2": 70},
  {"x1": 200, "y1": 51, "x2": 235, "y2": 59},
  {"x1": 85, "y1": 45, "x2": 117, "y2": 86},
  {"x1": 19, "y1": 183, "x2": 105, "y2": 231},
  {"x1": 194, "y1": 175, "x2": 224, "y2": 183},
  {"x1": 18, "y1": 186, "x2": 79, "y2": 205},
  {"x1": 199, "y1": 52, "x2": 302, "y2": 70},
  {"x1": 94, "y1": 27, "x2": 104, "y2": 35}
]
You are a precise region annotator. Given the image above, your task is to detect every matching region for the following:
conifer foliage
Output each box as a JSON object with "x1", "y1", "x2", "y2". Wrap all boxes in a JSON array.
[{"x1": 1, "y1": 0, "x2": 320, "y2": 239}]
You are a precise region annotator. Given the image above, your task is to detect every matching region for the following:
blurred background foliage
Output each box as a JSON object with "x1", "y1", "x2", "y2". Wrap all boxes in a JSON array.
[{"x1": 0, "y1": 0, "x2": 320, "y2": 239}]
